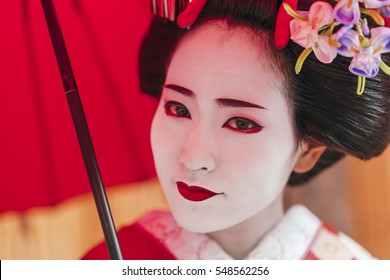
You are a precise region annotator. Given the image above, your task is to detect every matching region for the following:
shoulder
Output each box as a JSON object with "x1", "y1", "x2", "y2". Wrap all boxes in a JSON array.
[
  {"x1": 256, "y1": 205, "x2": 374, "y2": 260},
  {"x1": 304, "y1": 222, "x2": 375, "y2": 260},
  {"x1": 81, "y1": 211, "x2": 176, "y2": 260},
  {"x1": 290, "y1": 206, "x2": 375, "y2": 260}
]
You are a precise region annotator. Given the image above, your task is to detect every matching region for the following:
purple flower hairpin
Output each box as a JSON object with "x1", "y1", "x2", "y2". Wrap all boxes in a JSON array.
[
  {"x1": 334, "y1": 0, "x2": 389, "y2": 25},
  {"x1": 283, "y1": 0, "x2": 390, "y2": 94}
]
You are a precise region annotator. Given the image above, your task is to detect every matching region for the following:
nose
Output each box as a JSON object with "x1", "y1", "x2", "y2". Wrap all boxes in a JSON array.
[{"x1": 179, "y1": 125, "x2": 216, "y2": 173}]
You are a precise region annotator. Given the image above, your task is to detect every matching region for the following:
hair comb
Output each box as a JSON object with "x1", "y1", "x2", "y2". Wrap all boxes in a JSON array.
[{"x1": 151, "y1": 0, "x2": 190, "y2": 22}]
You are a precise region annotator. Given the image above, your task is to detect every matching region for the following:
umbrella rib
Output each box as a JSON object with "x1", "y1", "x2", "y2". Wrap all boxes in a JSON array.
[{"x1": 40, "y1": 0, "x2": 123, "y2": 260}]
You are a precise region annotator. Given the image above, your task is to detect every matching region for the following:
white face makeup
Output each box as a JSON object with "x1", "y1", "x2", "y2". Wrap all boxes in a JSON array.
[{"x1": 150, "y1": 22, "x2": 303, "y2": 233}]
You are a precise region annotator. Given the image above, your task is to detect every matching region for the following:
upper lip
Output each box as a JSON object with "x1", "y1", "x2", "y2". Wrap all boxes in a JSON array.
[{"x1": 176, "y1": 181, "x2": 220, "y2": 194}]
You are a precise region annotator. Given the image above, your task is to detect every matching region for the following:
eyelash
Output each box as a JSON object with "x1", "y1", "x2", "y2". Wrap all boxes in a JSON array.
[
  {"x1": 164, "y1": 101, "x2": 191, "y2": 118},
  {"x1": 164, "y1": 101, "x2": 264, "y2": 134},
  {"x1": 222, "y1": 117, "x2": 264, "y2": 134}
]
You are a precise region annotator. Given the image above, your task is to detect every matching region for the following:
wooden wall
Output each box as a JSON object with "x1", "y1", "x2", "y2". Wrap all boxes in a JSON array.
[{"x1": 344, "y1": 147, "x2": 390, "y2": 259}]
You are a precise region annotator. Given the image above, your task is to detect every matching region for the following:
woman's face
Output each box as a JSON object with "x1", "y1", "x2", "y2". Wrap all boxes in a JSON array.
[{"x1": 151, "y1": 23, "x2": 303, "y2": 233}]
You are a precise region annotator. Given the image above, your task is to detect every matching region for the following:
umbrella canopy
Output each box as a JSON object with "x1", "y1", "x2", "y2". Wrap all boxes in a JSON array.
[{"x1": 0, "y1": 0, "x2": 158, "y2": 213}]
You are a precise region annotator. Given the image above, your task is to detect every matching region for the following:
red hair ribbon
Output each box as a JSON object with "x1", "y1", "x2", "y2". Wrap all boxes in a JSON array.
[
  {"x1": 274, "y1": 0, "x2": 298, "y2": 50},
  {"x1": 385, "y1": 16, "x2": 390, "y2": 28},
  {"x1": 177, "y1": 0, "x2": 208, "y2": 28}
]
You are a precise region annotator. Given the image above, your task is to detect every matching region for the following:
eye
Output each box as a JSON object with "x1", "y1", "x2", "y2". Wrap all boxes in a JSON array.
[
  {"x1": 223, "y1": 117, "x2": 263, "y2": 134},
  {"x1": 164, "y1": 101, "x2": 191, "y2": 119}
]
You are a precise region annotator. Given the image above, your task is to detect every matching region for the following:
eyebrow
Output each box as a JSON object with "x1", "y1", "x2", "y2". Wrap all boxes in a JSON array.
[
  {"x1": 216, "y1": 98, "x2": 267, "y2": 110},
  {"x1": 164, "y1": 84, "x2": 267, "y2": 110},
  {"x1": 164, "y1": 84, "x2": 194, "y2": 97}
]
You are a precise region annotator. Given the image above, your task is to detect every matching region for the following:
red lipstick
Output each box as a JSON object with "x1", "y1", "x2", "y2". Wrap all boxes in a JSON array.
[{"x1": 176, "y1": 181, "x2": 218, "y2": 202}]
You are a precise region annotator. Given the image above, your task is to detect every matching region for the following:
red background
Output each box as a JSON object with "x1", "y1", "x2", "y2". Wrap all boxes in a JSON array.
[{"x1": 0, "y1": 0, "x2": 158, "y2": 212}]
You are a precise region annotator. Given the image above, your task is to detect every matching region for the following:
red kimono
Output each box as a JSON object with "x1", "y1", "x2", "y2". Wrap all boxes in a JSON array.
[{"x1": 83, "y1": 205, "x2": 374, "y2": 260}]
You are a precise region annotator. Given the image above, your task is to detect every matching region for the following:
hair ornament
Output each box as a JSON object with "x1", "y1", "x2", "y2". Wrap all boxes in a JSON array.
[
  {"x1": 151, "y1": 0, "x2": 178, "y2": 21},
  {"x1": 177, "y1": 0, "x2": 208, "y2": 28},
  {"x1": 275, "y1": 0, "x2": 299, "y2": 50},
  {"x1": 280, "y1": 0, "x2": 390, "y2": 94},
  {"x1": 150, "y1": 0, "x2": 208, "y2": 28},
  {"x1": 150, "y1": 0, "x2": 390, "y2": 95}
]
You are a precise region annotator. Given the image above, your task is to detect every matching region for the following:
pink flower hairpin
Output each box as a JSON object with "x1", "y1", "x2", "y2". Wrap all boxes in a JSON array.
[
  {"x1": 280, "y1": 0, "x2": 390, "y2": 94},
  {"x1": 288, "y1": 1, "x2": 338, "y2": 69}
]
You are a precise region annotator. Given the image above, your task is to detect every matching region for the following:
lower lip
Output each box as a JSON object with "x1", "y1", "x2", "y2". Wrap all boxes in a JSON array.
[{"x1": 176, "y1": 181, "x2": 218, "y2": 202}]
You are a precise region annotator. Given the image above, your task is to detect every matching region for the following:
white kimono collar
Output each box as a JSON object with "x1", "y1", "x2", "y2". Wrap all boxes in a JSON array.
[{"x1": 137, "y1": 205, "x2": 373, "y2": 260}]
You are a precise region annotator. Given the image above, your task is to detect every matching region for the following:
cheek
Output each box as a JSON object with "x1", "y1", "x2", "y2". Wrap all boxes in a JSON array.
[
  {"x1": 151, "y1": 110, "x2": 170, "y2": 164},
  {"x1": 219, "y1": 135, "x2": 279, "y2": 170},
  {"x1": 220, "y1": 134, "x2": 297, "y2": 188},
  {"x1": 150, "y1": 108, "x2": 185, "y2": 172}
]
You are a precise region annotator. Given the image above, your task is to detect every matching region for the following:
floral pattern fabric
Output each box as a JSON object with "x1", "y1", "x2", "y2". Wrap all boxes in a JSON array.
[{"x1": 137, "y1": 205, "x2": 374, "y2": 260}]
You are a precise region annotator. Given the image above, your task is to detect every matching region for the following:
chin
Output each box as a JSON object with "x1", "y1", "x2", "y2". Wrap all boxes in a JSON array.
[
  {"x1": 170, "y1": 208, "x2": 234, "y2": 234},
  {"x1": 176, "y1": 219, "x2": 221, "y2": 234}
]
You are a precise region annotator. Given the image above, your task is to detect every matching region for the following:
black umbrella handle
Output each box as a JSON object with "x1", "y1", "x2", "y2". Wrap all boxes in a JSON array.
[{"x1": 41, "y1": 0, "x2": 123, "y2": 260}]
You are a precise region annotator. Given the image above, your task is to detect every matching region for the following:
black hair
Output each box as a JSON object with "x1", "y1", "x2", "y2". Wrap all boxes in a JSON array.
[{"x1": 139, "y1": 0, "x2": 390, "y2": 186}]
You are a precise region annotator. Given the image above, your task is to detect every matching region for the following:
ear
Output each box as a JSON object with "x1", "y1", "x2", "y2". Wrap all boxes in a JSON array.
[{"x1": 293, "y1": 142, "x2": 327, "y2": 173}]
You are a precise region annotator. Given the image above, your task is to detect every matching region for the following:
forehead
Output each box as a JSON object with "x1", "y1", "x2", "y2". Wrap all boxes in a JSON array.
[{"x1": 166, "y1": 22, "x2": 286, "y2": 105}]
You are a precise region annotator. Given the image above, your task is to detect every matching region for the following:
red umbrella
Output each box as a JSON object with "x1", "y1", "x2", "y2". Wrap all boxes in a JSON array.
[{"x1": 0, "y1": 0, "x2": 158, "y2": 257}]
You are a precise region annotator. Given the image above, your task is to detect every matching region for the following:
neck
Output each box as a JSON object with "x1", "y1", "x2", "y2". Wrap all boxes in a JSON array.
[{"x1": 206, "y1": 193, "x2": 284, "y2": 259}]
